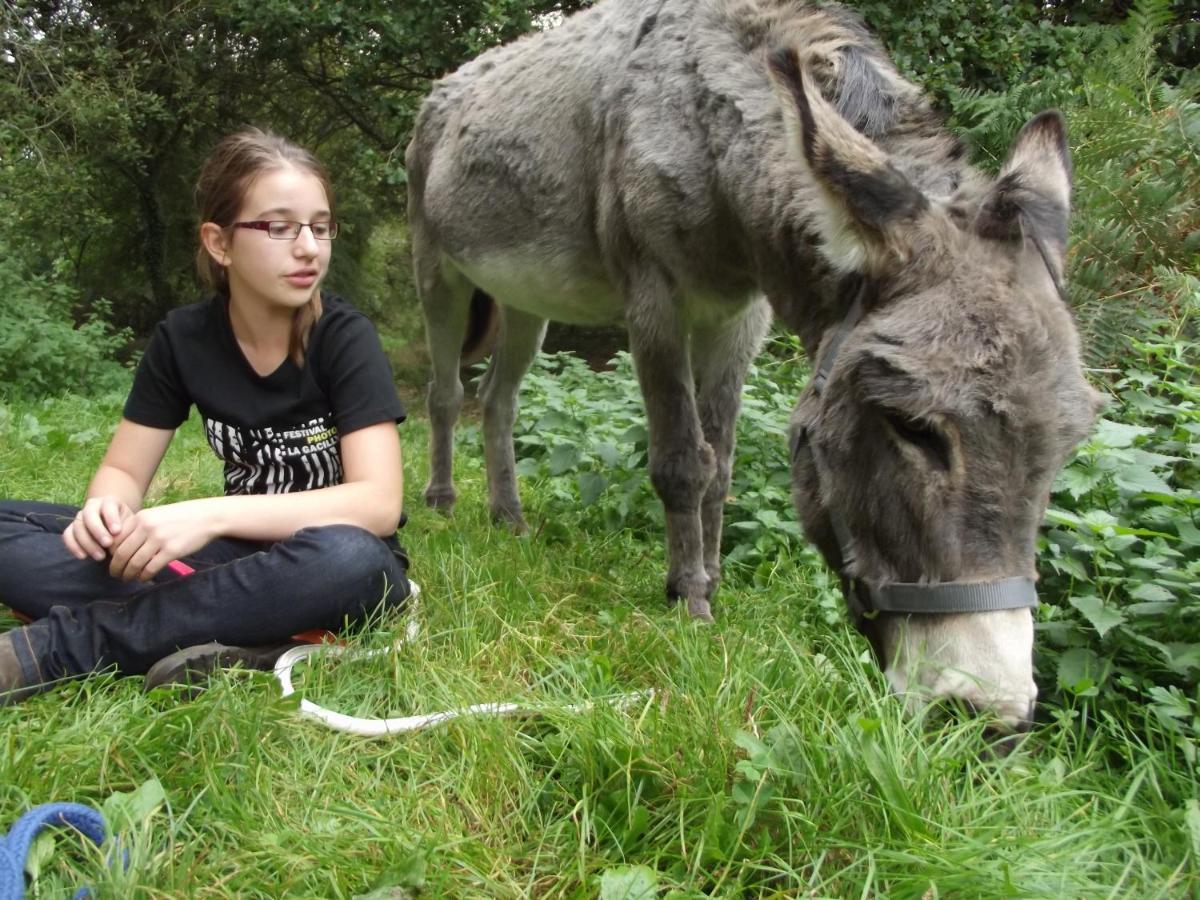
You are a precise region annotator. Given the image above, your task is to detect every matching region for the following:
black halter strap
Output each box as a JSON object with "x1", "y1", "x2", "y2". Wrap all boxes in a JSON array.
[{"x1": 796, "y1": 274, "x2": 1039, "y2": 626}]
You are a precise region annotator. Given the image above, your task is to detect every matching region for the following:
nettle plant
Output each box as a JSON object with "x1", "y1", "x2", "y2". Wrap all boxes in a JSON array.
[
  {"x1": 1038, "y1": 283, "x2": 1200, "y2": 751},
  {"x1": 468, "y1": 338, "x2": 836, "y2": 601}
]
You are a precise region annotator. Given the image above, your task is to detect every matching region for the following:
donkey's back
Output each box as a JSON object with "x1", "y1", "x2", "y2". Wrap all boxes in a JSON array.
[{"x1": 408, "y1": 1, "x2": 643, "y2": 327}]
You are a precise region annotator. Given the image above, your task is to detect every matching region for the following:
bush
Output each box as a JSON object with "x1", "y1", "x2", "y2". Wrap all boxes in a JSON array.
[
  {"x1": 1039, "y1": 278, "x2": 1199, "y2": 754},
  {"x1": 950, "y1": 0, "x2": 1200, "y2": 363},
  {"x1": 846, "y1": 0, "x2": 1099, "y2": 110},
  {"x1": 0, "y1": 256, "x2": 131, "y2": 398}
]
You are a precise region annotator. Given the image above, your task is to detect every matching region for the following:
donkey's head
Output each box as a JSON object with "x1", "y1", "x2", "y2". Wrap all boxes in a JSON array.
[{"x1": 768, "y1": 49, "x2": 1102, "y2": 729}]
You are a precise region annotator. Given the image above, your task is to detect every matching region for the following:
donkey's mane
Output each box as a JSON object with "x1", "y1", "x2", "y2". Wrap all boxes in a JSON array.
[{"x1": 707, "y1": 0, "x2": 966, "y2": 177}]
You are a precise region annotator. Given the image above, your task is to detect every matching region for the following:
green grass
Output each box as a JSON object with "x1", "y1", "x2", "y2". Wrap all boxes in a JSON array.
[{"x1": 1, "y1": 385, "x2": 1196, "y2": 898}]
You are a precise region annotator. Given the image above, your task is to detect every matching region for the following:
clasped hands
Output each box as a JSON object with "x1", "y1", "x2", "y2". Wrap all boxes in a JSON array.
[{"x1": 63, "y1": 496, "x2": 215, "y2": 581}]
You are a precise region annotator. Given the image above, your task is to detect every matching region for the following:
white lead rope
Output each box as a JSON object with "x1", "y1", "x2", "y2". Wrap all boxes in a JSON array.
[{"x1": 273, "y1": 584, "x2": 651, "y2": 736}]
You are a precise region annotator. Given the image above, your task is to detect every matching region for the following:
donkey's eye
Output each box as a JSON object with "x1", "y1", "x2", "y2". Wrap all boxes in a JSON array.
[{"x1": 883, "y1": 412, "x2": 951, "y2": 471}]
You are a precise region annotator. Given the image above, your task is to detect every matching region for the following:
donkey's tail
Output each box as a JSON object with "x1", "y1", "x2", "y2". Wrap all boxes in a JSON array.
[{"x1": 461, "y1": 288, "x2": 499, "y2": 366}]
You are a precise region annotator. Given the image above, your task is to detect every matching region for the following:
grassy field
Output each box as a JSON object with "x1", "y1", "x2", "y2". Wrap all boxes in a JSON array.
[{"x1": 0, "y1": 384, "x2": 1196, "y2": 898}]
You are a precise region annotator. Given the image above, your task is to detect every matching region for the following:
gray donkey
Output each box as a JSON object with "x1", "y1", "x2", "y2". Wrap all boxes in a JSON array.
[{"x1": 406, "y1": 0, "x2": 1102, "y2": 728}]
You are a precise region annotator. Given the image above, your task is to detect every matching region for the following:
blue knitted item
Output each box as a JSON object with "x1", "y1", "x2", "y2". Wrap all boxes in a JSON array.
[{"x1": 0, "y1": 803, "x2": 108, "y2": 900}]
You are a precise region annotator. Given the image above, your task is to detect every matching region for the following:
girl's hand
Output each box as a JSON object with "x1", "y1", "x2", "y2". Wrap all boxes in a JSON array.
[
  {"x1": 108, "y1": 502, "x2": 217, "y2": 582},
  {"x1": 63, "y1": 496, "x2": 133, "y2": 562}
]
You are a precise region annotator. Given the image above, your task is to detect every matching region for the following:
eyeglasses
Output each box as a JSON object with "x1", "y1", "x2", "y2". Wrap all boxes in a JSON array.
[{"x1": 233, "y1": 220, "x2": 339, "y2": 240}]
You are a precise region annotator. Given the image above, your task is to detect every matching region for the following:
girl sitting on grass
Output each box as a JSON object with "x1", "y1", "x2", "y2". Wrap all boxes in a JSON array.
[{"x1": 0, "y1": 128, "x2": 411, "y2": 704}]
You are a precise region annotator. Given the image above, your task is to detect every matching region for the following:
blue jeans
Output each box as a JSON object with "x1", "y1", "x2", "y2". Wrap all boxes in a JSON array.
[{"x1": 0, "y1": 500, "x2": 410, "y2": 681}]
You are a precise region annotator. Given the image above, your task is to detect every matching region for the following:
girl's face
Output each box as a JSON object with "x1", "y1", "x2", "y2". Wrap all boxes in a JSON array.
[{"x1": 214, "y1": 165, "x2": 333, "y2": 312}]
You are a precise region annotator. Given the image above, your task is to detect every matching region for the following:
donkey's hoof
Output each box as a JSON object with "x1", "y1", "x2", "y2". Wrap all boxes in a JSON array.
[
  {"x1": 686, "y1": 597, "x2": 715, "y2": 622},
  {"x1": 424, "y1": 485, "x2": 457, "y2": 512},
  {"x1": 490, "y1": 505, "x2": 528, "y2": 534}
]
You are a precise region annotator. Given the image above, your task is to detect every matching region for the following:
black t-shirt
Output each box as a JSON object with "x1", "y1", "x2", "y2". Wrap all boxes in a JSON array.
[{"x1": 124, "y1": 293, "x2": 405, "y2": 497}]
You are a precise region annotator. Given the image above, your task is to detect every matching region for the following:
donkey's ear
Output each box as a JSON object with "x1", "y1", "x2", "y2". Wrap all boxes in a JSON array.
[
  {"x1": 975, "y1": 111, "x2": 1072, "y2": 274},
  {"x1": 768, "y1": 46, "x2": 928, "y2": 274}
]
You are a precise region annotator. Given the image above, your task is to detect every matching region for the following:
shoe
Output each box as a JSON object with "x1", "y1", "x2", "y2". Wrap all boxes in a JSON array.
[
  {"x1": 143, "y1": 641, "x2": 301, "y2": 693},
  {"x1": 0, "y1": 630, "x2": 51, "y2": 706}
]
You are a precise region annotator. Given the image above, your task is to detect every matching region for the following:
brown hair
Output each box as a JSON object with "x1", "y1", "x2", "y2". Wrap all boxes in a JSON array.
[{"x1": 195, "y1": 127, "x2": 334, "y2": 365}]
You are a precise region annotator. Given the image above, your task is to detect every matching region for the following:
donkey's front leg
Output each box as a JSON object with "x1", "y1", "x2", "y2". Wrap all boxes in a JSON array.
[
  {"x1": 628, "y1": 271, "x2": 717, "y2": 621},
  {"x1": 478, "y1": 306, "x2": 548, "y2": 531},
  {"x1": 693, "y1": 301, "x2": 772, "y2": 598}
]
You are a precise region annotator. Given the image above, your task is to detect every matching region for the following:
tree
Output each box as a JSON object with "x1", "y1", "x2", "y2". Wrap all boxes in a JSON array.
[{"x1": 0, "y1": 0, "x2": 588, "y2": 333}]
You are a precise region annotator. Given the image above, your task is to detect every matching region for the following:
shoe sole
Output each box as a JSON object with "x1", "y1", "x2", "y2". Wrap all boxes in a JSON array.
[{"x1": 144, "y1": 642, "x2": 297, "y2": 693}]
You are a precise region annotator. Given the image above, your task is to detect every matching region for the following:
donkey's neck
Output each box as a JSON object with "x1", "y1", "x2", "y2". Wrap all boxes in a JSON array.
[{"x1": 692, "y1": 0, "x2": 970, "y2": 347}]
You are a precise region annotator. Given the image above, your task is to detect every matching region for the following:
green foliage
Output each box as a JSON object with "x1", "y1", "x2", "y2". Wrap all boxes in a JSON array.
[
  {"x1": 498, "y1": 350, "x2": 658, "y2": 534},
  {"x1": 0, "y1": 1, "x2": 588, "y2": 337},
  {"x1": 1039, "y1": 285, "x2": 1200, "y2": 754},
  {"x1": 2, "y1": 0, "x2": 268, "y2": 331},
  {"x1": 950, "y1": 0, "x2": 1200, "y2": 363},
  {"x1": 843, "y1": 0, "x2": 1099, "y2": 110},
  {"x1": 495, "y1": 336, "x2": 838, "y2": 604},
  {"x1": 0, "y1": 256, "x2": 130, "y2": 398}
]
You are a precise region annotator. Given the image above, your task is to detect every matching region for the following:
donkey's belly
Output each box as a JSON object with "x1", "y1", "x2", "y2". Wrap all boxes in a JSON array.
[{"x1": 452, "y1": 252, "x2": 625, "y2": 326}]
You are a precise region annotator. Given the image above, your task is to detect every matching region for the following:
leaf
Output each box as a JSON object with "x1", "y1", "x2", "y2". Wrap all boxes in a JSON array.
[
  {"x1": 1166, "y1": 644, "x2": 1200, "y2": 675},
  {"x1": 1069, "y1": 595, "x2": 1126, "y2": 638},
  {"x1": 1129, "y1": 582, "x2": 1174, "y2": 603},
  {"x1": 102, "y1": 777, "x2": 166, "y2": 832},
  {"x1": 1040, "y1": 756, "x2": 1068, "y2": 787},
  {"x1": 534, "y1": 411, "x2": 571, "y2": 431},
  {"x1": 547, "y1": 444, "x2": 580, "y2": 475},
  {"x1": 1187, "y1": 800, "x2": 1200, "y2": 860},
  {"x1": 598, "y1": 865, "x2": 659, "y2": 900},
  {"x1": 578, "y1": 472, "x2": 609, "y2": 506},
  {"x1": 1081, "y1": 510, "x2": 1120, "y2": 532},
  {"x1": 1148, "y1": 686, "x2": 1192, "y2": 722},
  {"x1": 1126, "y1": 602, "x2": 1174, "y2": 617},
  {"x1": 1047, "y1": 554, "x2": 1090, "y2": 581},
  {"x1": 621, "y1": 424, "x2": 648, "y2": 446},
  {"x1": 1054, "y1": 464, "x2": 1105, "y2": 499},
  {"x1": 1044, "y1": 507, "x2": 1085, "y2": 530},
  {"x1": 126, "y1": 779, "x2": 166, "y2": 823},
  {"x1": 1177, "y1": 520, "x2": 1200, "y2": 546},
  {"x1": 1113, "y1": 466, "x2": 1173, "y2": 495},
  {"x1": 734, "y1": 729, "x2": 769, "y2": 762},
  {"x1": 352, "y1": 889, "x2": 414, "y2": 900},
  {"x1": 1057, "y1": 647, "x2": 1105, "y2": 695},
  {"x1": 593, "y1": 442, "x2": 623, "y2": 467},
  {"x1": 68, "y1": 427, "x2": 100, "y2": 445},
  {"x1": 357, "y1": 855, "x2": 426, "y2": 895},
  {"x1": 1091, "y1": 418, "x2": 1152, "y2": 449},
  {"x1": 753, "y1": 509, "x2": 782, "y2": 527}
]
